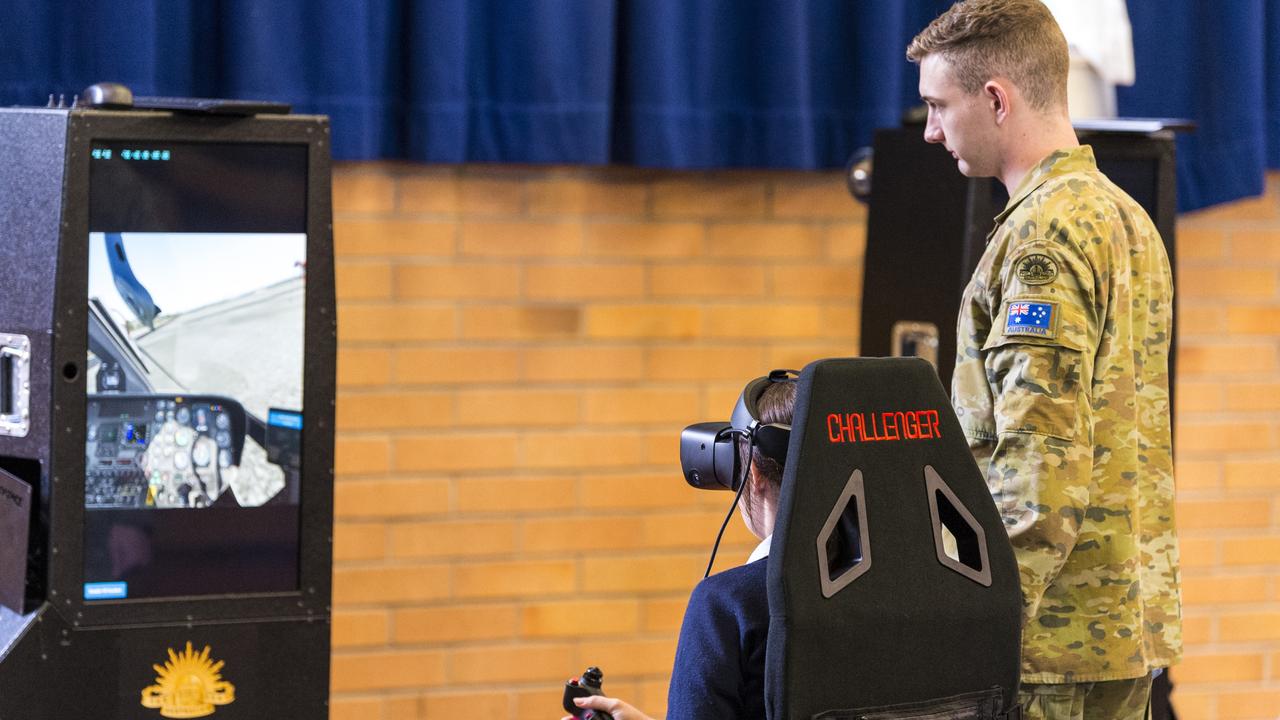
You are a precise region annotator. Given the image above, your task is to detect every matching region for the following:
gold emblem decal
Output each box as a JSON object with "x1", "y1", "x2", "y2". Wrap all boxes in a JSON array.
[
  {"x1": 141, "y1": 642, "x2": 236, "y2": 718},
  {"x1": 1016, "y1": 253, "x2": 1058, "y2": 285}
]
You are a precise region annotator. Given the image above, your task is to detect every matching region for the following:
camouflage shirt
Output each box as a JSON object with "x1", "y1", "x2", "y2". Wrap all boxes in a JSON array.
[{"x1": 952, "y1": 146, "x2": 1181, "y2": 683}]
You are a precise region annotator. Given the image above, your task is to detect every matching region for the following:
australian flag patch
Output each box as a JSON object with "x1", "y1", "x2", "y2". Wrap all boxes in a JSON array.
[{"x1": 1004, "y1": 300, "x2": 1056, "y2": 338}]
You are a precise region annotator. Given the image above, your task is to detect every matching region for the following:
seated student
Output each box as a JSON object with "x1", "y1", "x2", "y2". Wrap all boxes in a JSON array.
[{"x1": 565, "y1": 379, "x2": 796, "y2": 720}]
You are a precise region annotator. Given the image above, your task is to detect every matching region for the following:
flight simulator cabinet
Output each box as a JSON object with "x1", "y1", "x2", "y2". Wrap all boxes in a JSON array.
[{"x1": 0, "y1": 100, "x2": 335, "y2": 719}]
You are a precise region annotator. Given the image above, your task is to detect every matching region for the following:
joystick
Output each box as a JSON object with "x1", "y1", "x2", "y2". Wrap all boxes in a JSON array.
[{"x1": 562, "y1": 666, "x2": 615, "y2": 720}]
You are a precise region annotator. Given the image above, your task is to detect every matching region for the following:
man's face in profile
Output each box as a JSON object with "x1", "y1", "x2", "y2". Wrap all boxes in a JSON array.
[{"x1": 918, "y1": 54, "x2": 999, "y2": 179}]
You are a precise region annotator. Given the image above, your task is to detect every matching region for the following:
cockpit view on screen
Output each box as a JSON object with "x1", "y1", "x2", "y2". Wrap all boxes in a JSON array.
[
  {"x1": 86, "y1": 231, "x2": 305, "y2": 510},
  {"x1": 81, "y1": 138, "x2": 310, "y2": 601}
]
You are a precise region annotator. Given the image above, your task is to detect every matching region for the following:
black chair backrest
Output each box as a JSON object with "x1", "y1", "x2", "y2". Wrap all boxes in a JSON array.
[{"x1": 765, "y1": 358, "x2": 1021, "y2": 719}]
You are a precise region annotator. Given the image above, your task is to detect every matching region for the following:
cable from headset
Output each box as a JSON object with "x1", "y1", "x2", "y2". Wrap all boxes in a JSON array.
[{"x1": 703, "y1": 430, "x2": 754, "y2": 579}]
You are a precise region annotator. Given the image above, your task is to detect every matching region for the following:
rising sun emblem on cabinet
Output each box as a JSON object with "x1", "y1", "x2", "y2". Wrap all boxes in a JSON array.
[{"x1": 140, "y1": 642, "x2": 236, "y2": 718}]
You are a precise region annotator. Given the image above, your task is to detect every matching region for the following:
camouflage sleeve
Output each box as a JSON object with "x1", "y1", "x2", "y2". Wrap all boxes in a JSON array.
[{"x1": 982, "y1": 229, "x2": 1099, "y2": 624}]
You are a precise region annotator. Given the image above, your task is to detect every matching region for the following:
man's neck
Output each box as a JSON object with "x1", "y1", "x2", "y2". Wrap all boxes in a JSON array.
[{"x1": 998, "y1": 117, "x2": 1080, "y2": 194}]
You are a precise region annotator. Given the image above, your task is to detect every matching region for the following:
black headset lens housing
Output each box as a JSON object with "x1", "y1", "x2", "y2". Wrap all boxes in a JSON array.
[{"x1": 679, "y1": 369, "x2": 796, "y2": 491}]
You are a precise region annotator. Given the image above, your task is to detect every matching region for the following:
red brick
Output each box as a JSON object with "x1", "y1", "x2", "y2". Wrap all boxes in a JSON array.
[
  {"x1": 1179, "y1": 268, "x2": 1277, "y2": 299},
  {"x1": 646, "y1": 345, "x2": 768, "y2": 381},
  {"x1": 462, "y1": 306, "x2": 581, "y2": 340},
  {"x1": 826, "y1": 222, "x2": 867, "y2": 260},
  {"x1": 1175, "y1": 499, "x2": 1273, "y2": 530},
  {"x1": 334, "y1": 218, "x2": 455, "y2": 257},
  {"x1": 1219, "y1": 611, "x2": 1280, "y2": 641},
  {"x1": 394, "y1": 433, "x2": 520, "y2": 472},
  {"x1": 335, "y1": 436, "x2": 391, "y2": 475},
  {"x1": 393, "y1": 604, "x2": 518, "y2": 644},
  {"x1": 1174, "y1": 651, "x2": 1264, "y2": 683},
  {"x1": 1175, "y1": 421, "x2": 1276, "y2": 453},
  {"x1": 1226, "y1": 306, "x2": 1280, "y2": 335},
  {"x1": 333, "y1": 169, "x2": 396, "y2": 214},
  {"x1": 1224, "y1": 460, "x2": 1280, "y2": 490},
  {"x1": 395, "y1": 347, "x2": 520, "y2": 385},
  {"x1": 453, "y1": 560, "x2": 577, "y2": 600},
  {"x1": 461, "y1": 221, "x2": 581, "y2": 257},
  {"x1": 338, "y1": 305, "x2": 456, "y2": 342},
  {"x1": 333, "y1": 521, "x2": 388, "y2": 562},
  {"x1": 523, "y1": 345, "x2": 645, "y2": 382},
  {"x1": 336, "y1": 391, "x2": 453, "y2": 430},
  {"x1": 399, "y1": 171, "x2": 460, "y2": 215},
  {"x1": 652, "y1": 176, "x2": 767, "y2": 219},
  {"x1": 332, "y1": 565, "x2": 451, "y2": 604},
  {"x1": 455, "y1": 476, "x2": 577, "y2": 513},
  {"x1": 519, "y1": 599, "x2": 642, "y2": 638},
  {"x1": 1175, "y1": 226, "x2": 1226, "y2": 261},
  {"x1": 337, "y1": 348, "x2": 393, "y2": 388},
  {"x1": 457, "y1": 176, "x2": 525, "y2": 216},
  {"x1": 1179, "y1": 343, "x2": 1277, "y2": 375},
  {"x1": 707, "y1": 224, "x2": 824, "y2": 258},
  {"x1": 585, "y1": 222, "x2": 703, "y2": 258},
  {"x1": 390, "y1": 520, "x2": 518, "y2": 559},
  {"x1": 525, "y1": 263, "x2": 646, "y2": 301},
  {"x1": 704, "y1": 304, "x2": 824, "y2": 339},
  {"x1": 650, "y1": 263, "x2": 767, "y2": 298},
  {"x1": 332, "y1": 609, "x2": 390, "y2": 647},
  {"x1": 522, "y1": 431, "x2": 645, "y2": 469},
  {"x1": 581, "y1": 555, "x2": 705, "y2": 593},
  {"x1": 771, "y1": 264, "x2": 862, "y2": 299},
  {"x1": 336, "y1": 262, "x2": 394, "y2": 300},
  {"x1": 395, "y1": 263, "x2": 521, "y2": 300},
  {"x1": 448, "y1": 643, "x2": 575, "y2": 684},
  {"x1": 582, "y1": 388, "x2": 701, "y2": 425},
  {"x1": 1181, "y1": 574, "x2": 1269, "y2": 606},
  {"x1": 334, "y1": 478, "x2": 449, "y2": 519},
  {"x1": 1231, "y1": 228, "x2": 1280, "y2": 261},
  {"x1": 1222, "y1": 536, "x2": 1280, "y2": 566},
  {"x1": 584, "y1": 305, "x2": 701, "y2": 339},
  {"x1": 528, "y1": 177, "x2": 649, "y2": 217},
  {"x1": 331, "y1": 649, "x2": 447, "y2": 691},
  {"x1": 456, "y1": 389, "x2": 580, "y2": 427},
  {"x1": 422, "y1": 692, "x2": 511, "y2": 719},
  {"x1": 770, "y1": 175, "x2": 864, "y2": 220}
]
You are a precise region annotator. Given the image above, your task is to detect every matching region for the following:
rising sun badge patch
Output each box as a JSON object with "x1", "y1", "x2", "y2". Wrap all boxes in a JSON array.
[
  {"x1": 141, "y1": 642, "x2": 236, "y2": 718},
  {"x1": 1004, "y1": 300, "x2": 1058, "y2": 339},
  {"x1": 1015, "y1": 252, "x2": 1058, "y2": 285}
]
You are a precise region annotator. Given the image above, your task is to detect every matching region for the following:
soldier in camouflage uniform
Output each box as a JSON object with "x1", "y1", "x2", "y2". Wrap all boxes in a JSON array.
[{"x1": 907, "y1": 2, "x2": 1181, "y2": 718}]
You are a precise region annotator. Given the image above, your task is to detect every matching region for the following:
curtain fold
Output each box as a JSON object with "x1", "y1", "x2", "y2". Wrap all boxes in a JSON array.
[{"x1": 2, "y1": 1, "x2": 1274, "y2": 210}]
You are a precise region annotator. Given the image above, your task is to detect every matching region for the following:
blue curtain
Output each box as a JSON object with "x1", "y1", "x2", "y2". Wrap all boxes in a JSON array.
[{"x1": 3, "y1": 1, "x2": 1276, "y2": 210}]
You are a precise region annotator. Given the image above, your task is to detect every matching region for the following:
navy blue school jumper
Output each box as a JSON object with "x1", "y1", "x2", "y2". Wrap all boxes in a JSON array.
[{"x1": 665, "y1": 557, "x2": 769, "y2": 719}]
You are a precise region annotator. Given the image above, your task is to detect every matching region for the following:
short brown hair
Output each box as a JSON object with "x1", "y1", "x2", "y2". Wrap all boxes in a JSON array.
[
  {"x1": 737, "y1": 380, "x2": 797, "y2": 520},
  {"x1": 906, "y1": 0, "x2": 1069, "y2": 112}
]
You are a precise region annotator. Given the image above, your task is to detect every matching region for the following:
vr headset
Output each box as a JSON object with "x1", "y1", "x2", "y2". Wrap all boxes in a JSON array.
[{"x1": 680, "y1": 369, "x2": 796, "y2": 491}]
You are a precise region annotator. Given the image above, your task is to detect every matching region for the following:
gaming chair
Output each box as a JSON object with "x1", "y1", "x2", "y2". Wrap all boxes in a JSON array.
[{"x1": 765, "y1": 357, "x2": 1023, "y2": 719}]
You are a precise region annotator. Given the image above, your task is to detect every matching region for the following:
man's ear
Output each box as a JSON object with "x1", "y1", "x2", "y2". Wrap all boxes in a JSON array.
[{"x1": 984, "y1": 80, "x2": 1011, "y2": 125}]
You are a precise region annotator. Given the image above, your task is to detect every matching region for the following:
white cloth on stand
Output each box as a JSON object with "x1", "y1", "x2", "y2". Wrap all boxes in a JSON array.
[{"x1": 1041, "y1": 0, "x2": 1135, "y2": 118}]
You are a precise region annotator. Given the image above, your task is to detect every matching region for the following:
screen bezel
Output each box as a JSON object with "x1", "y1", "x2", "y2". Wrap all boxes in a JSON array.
[{"x1": 52, "y1": 110, "x2": 334, "y2": 627}]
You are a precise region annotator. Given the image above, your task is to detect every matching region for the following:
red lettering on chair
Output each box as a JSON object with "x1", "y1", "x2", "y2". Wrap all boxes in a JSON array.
[{"x1": 825, "y1": 408, "x2": 943, "y2": 443}]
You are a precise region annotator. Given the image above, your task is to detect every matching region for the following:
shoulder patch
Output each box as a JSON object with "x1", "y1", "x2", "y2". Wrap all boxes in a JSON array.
[
  {"x1": 1004, "y1": 300, "x2": 1059, "y2": 339},
  {"x1": 1015, "y1": 253, "x2": 1058, "y2": 285}
]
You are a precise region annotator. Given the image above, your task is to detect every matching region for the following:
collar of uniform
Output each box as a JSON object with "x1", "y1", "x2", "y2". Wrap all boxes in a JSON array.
[
  {"x1": 992, "y1": 145, "x2": 1098, "y2": 226},
  {"x1": 748, "y1": 533, "x2": 772, "y2": 563}
]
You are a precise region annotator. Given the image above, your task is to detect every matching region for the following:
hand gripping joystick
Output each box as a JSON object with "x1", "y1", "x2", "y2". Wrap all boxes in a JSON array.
[{"x1": 563, "y1": 666, "x2": 615, "y2": 720}]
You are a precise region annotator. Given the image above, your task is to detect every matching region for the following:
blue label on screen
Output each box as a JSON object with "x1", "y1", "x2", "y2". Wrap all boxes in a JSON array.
[
  {"x1": 84, "y1": 581, "x2": 128, "y2": 600},
  {"x1": 268, "y1": 409, "x2": 303, "y2": 430}
]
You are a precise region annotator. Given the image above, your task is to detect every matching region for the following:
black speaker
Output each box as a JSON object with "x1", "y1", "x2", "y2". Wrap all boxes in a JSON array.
[{"x1": 860, "y1": 122, "x2": 1183, "y2": 390}]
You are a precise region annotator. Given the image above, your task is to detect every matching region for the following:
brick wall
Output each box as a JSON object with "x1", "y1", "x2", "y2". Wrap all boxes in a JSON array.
[
  {"x1": 328, "y1": 163, "x2": 1280, "y2": 720},
  {"x1": 1165, "y1": 177, "x2": 1280, "y2": 719},
  {"x1": 329, "y1": 164, "x2": 863, "y2": 719}
]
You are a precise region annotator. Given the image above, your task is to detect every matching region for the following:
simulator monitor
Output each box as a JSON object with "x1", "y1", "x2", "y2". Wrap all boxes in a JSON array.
[{"x1": 0, "y1": 100, "x2": 335, "y2": 720}]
